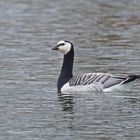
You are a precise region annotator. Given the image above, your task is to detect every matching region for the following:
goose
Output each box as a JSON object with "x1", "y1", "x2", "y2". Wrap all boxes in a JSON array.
[{"x1": 52, "y1": 40, "x2": 140, "y2": 93}]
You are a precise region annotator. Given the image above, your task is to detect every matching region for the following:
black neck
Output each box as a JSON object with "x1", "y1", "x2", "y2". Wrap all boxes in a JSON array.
[{"x1": 57, "y1": 48, "x2": 74, "y2": 92}]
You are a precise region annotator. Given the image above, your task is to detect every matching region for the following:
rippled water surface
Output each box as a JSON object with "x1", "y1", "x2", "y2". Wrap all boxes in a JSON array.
[{"x1": 1, "y1": 0, "x2": 140, "y2": 140}]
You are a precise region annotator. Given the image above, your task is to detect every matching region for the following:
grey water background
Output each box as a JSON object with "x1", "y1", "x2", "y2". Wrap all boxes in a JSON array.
[{"x1": 0, "y1": 0, "x2": 140, "y2": 140}]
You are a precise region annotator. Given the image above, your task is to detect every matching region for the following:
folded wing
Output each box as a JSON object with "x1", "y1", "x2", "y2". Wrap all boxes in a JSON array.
[{"x1": 69, "y1": 73, "x2": 130, "y2": 88}]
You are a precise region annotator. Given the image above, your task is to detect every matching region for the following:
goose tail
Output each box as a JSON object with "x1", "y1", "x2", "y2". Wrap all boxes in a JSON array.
[{"x1": 122, "y1": 74, "x2": 140, "y2": 84}]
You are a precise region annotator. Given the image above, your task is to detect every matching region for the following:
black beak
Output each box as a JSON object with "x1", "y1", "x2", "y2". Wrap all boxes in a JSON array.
[{"x1": 52, "y1": 45, "x2": 59, "y2": 50}]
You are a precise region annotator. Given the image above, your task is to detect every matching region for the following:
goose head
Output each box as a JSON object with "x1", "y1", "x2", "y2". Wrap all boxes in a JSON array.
[{"x1": 52, "y1": 40, "x2": 73, "y2": 55}]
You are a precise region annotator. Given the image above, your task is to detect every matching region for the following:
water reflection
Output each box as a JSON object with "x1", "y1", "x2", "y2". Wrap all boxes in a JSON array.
[
  {"x1": 58, "y1": 93, "x2": 74, "y2": 113},
  {"x1": 124, "y1": 97, "x2": 140, "y2": 106}
]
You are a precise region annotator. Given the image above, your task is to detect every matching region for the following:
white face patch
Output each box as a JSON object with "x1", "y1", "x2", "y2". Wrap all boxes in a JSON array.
[{"x1": 57, "y1": 40, "x2": 71, "y2": 55}]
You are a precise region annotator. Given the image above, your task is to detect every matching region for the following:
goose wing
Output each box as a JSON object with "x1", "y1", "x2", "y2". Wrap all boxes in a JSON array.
[{"x1": 69, "y1": 73, "x2": 130, "y2": 88}]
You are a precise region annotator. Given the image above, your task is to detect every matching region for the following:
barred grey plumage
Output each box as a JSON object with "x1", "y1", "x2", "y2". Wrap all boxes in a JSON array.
[{"x1": 69, "y1": 73, "x2": 129, "y2": 88}]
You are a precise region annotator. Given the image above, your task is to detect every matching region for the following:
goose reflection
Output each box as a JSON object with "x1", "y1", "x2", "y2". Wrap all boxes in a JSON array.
[{"x1": 58, "y1": 93, "x2": 74, "y2": 113}]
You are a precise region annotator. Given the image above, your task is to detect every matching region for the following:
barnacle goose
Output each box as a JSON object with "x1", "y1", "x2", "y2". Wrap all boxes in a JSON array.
[{"x1": 52, "y1": 40, "x2": 140, "y2": 93}]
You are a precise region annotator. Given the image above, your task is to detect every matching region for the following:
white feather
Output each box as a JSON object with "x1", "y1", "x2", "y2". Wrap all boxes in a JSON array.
[
  {"x1": 57, "y1": 40, "x2": 71, "y2": 55},
  {"x1": 61, "y1": 82, "x2": 104, "y2": 93}
]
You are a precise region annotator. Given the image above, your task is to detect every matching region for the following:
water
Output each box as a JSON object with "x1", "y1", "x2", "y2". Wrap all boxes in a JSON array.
[{"x1": 0, "y1": 0, "x2": 140, "y2": 139}]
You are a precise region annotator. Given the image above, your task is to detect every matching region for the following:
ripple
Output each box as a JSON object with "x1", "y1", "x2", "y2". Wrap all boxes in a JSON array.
[{"x1": 0, "y1": 0, "x2": 140, "y2": 140}]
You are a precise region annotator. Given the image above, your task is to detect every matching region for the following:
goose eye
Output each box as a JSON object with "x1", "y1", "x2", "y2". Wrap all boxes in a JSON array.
[{"x1": 59, "y1": 43, "x2": 65, "y2": 46}]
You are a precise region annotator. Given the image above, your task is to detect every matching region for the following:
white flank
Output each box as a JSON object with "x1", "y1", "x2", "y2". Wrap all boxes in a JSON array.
[
  {"x1": 61, "y1": 82, "x2": 104, "y2": 93},
  {"x1": 61, "y1": 82, "x2": 131, "y2": 94},
  {"x1": 103, "y1": 84, "x2": 130, "y2": 92}
]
